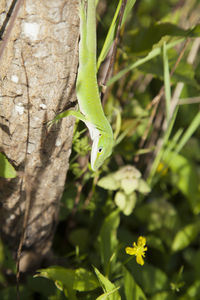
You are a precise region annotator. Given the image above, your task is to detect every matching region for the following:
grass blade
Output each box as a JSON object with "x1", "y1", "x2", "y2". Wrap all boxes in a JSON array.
[
  {"x1": 147, "y1": 106, "x2": 179, "y2": 186},
  {"x1": 97, "y1": 0, "x2": 136, "y2": 71},
  {"x1": 108, "y1": 38, "x2": 184, "y2": 86},
  {"x1": 97, "y1": 0, "x2": 122, "y2": 70},
  {"x1": 163, "y1": 41, "x2": 171, "y2": 124},
  {"x1": 175, "y1": 111, "x2": 200, "y2": 154}
]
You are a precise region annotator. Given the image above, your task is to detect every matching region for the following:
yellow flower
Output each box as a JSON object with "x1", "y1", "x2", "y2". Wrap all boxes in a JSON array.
[
  {"x1": 125, "y1": 236, "x2": 147, "y2": 266},
  {"x1": 157, "y1": 162, "x2": 168, "y2": 176}
]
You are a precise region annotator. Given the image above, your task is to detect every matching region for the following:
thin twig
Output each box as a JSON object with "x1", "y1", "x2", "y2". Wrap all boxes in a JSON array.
[
  {"x1": 100, "y1": 0, "x2": 127, "y2": 107},
  {"x1": 145, "y1": 37, "x2": 200, "y2": 179},
  {"x1": 102, "y1": 0, "x2": 127, "y2": 87},
  {"x1": 179, "y1": 97, "x2": 200, "y2": 105},
  {"x1": 84, "y1": 174, "x2": 99, "y2": 207},
  {"x1": 136, "y1": 39, "x2": 190, "y2": 156},
  {"x1": 16, "y1": 51, "x2": 32, "y2": 300},
  {"x1": 0, "y1": 0, "x2": 23, "y2": 63}
]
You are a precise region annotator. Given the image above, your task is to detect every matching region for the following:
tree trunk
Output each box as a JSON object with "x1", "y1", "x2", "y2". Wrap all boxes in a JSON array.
[{"x1": 0, "y1": 0, "x2": 79, "y2": 271}]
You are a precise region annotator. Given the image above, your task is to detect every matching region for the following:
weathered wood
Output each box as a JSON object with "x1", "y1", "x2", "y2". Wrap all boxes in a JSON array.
[{"x1": 0, "y1": 0, "x2": 79, "y2": 271}]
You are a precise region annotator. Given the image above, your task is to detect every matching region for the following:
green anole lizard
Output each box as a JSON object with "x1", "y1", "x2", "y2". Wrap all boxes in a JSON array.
[{"x1": 51, "y1": 0, "x2": 114, "y2": 171}]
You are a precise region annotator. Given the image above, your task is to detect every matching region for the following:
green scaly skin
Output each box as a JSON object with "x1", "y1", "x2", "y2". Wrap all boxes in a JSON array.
[{"x1": 50, "y1": 0, "x2": 114, "y2": 171}]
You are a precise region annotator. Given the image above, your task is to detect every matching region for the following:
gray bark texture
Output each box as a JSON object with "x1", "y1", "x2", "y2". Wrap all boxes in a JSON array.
[{"x1": 0, "y1": 0, "x2": 79, "y2": 271}]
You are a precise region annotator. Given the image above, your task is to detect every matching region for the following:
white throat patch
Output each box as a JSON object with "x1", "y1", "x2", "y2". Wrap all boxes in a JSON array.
[
  {"x1": 91, "y1": 135, "x2": 100, "y2": 170},
  {"x1": 85, "y1": 122, "x2": 100, "y2": 170},
  {"x1": 85, "y1": 121, "x2": 100, "y2": 141}
]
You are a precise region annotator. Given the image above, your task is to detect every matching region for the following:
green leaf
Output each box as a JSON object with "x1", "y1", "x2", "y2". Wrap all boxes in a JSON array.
[
  {"x1": 97, "y1": 174, "x2": 120, "y2": 191},
  {"x1": 114, "y1": 191, "x2": 126, "y2": 210},
  {"x1": 36, "y1": 267, "x2": 77, "y2": 299},
  {"x1": 122, "y1": 0, "x2": 137, "y2": 26},
  {"x1": 134, "y1": 199, "x2": 179, "y2": 232},
  {"x1": 188, "y1": 24, "x2": 200, "y2": 37},
  {"x1": 123, "y1": 267, "x2": 147, "y2": 300},
  {"x1": 114, "y1": 165, "x2": 141, "y2": 180},
  {"x1": 97, "y1": 0, "x2": 122, "y2": 70},
  {"x1": 163, "y1": 41, "x2": 171, "y2": 124},
  {"x1": 181, "y1": 137, "x2": 200, "y2": 161},
  {"x1": 149, "y1": 291, "x2": 176, "y2": 300},
  {"x1": 171, "y1": 222, "x2": 200, "y2": 252},
  {"x1": 171, "y1": 59, "x2": 197, "y2": 87},
  {"x1": 183, "y1": 248, "x2": 200, "y2": 269},
  {"x1": 108, "y1": 39, "x2": 184, "y2": 86},
  {"x1": 27, "y1": 276, "x2": 61, "y2": 299},
  {"x1": 127, "y1": 23, "x2": 200, "y2": 54},
  {"x1": 127, "y1": 262, "x2": 168, "y2": 294},
  {"x1": 138, "y1": 50, "x2": 197, "y2": 87},
  {"x1": 163, "y1": 152, "x2": 200, "y2": 214},
  {"x1": 97, "y1": 166, "x2": 145, "y2": 194},
  {"x1": 147, "y1": 235, "x2": 165, "y2": 252},
  {"x1": 137, "y1": 179, "x2": 151, "y2": 194},
  {"x1": 99, "y1": 210, "x2": 120, "y2": 274},
  {"x1": 94, "y1": 267, "x2": 121, "y2": 300},
  {"x1": 114, "y1": 191, "x2": 136, "y2": 216},
  {"x1": 122, "y1": 0, "x2": 136, "y2": 25},
  {"x1": 175, "y1": 111, "x2": 200, "y2": 154},
  {"x1": 0, "y1": 153, "x2": 16, "y2": 178},
  {"x1": 121, "y1": 178, "x2": 138, "y2": 194},
  {"x1": 73, "y1": 268, "x2": 99, "y2": 292},
  {"x1": 36, "y1": 266, "x2": 99, "y2": 298},
  {"x1": 96, "y1": 288, "x2": 121, "y2": 300},
  {"x1": 184, "y1": 280, "x2": 200, "y2": 299},
  {"x1": 97, "y1": 0, "x2": 136, "y2": 70}
]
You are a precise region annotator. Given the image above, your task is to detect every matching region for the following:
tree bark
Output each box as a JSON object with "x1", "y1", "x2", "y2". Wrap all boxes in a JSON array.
[{"x1": 0, "y1": 0, "x2": 79, "y2": 271}]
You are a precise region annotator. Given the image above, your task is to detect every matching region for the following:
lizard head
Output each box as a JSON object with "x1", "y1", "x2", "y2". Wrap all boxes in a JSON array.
[{"x1": 91, "y1": 131, "x2": 114, "y2": 171}]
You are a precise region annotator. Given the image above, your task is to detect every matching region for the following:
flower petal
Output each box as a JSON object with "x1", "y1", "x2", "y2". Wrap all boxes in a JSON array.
[
  {"x1": 136, "y1": 255, "x2": 144, "y2": 266},
  {"x1": 125, "y1": 247, "x2": 137, "y2": 255},
  {"x1": 137, "y1": 236, "x2": 146, "y2": 247},
  {"x1": 125, "y1": 236, "x2": 147, "y2": 266}
]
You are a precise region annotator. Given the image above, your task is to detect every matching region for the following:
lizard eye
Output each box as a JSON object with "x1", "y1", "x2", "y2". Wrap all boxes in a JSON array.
[{"x1": 98, "y1": 147, "x2": 103, "y2": 153}]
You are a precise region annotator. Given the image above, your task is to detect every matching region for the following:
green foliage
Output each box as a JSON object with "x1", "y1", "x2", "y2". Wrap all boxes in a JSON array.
[
  {"x1": 97, "y1": 166, "x2": 150, "y2": 215},
  {"x1": 126, "y1": 23, "x2": 200, "y2": 54},
  {"x1": 171, "y1": 222, "x2": 200, "y2": 252},
  {"x1": 97, "y1": 0, "x2": 122, "y2": 70},
  {"x1": 108, "y1": 38, "x2": 184, "y2": 85},
  {"x1": 0, "y1": 153, "x2": 16, "y2": 178},
  {"x1": 0, "y1": 286, "x2": 32, "y2": 300},
  {"x1": 97, "y1": 0, "x2": 136, "y2": 70},
  {"x1": 164, "y1": 152, "x2": 200, "y2": 214},
  {"x1": 128, "y1": 262, "x2": 169, "y2": 295},
  {"x1": 36, "y1": 266, "x2": 99, "y2": 299},
  {"x1": 73, "y1": 136, "x2": 91, "y2": 157},
  {"x1": 94, "y1": 267, "x2": 121, "y2": 300},
  {"x1": 99, "y1": 210, "x2": 120, "y2": 275},
  {"x1": 0, "y1": 239, "x2": 16, "y2": 285},
  {"x1": 123, "y1": 267, "x2": 147, "y2": 300}
]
